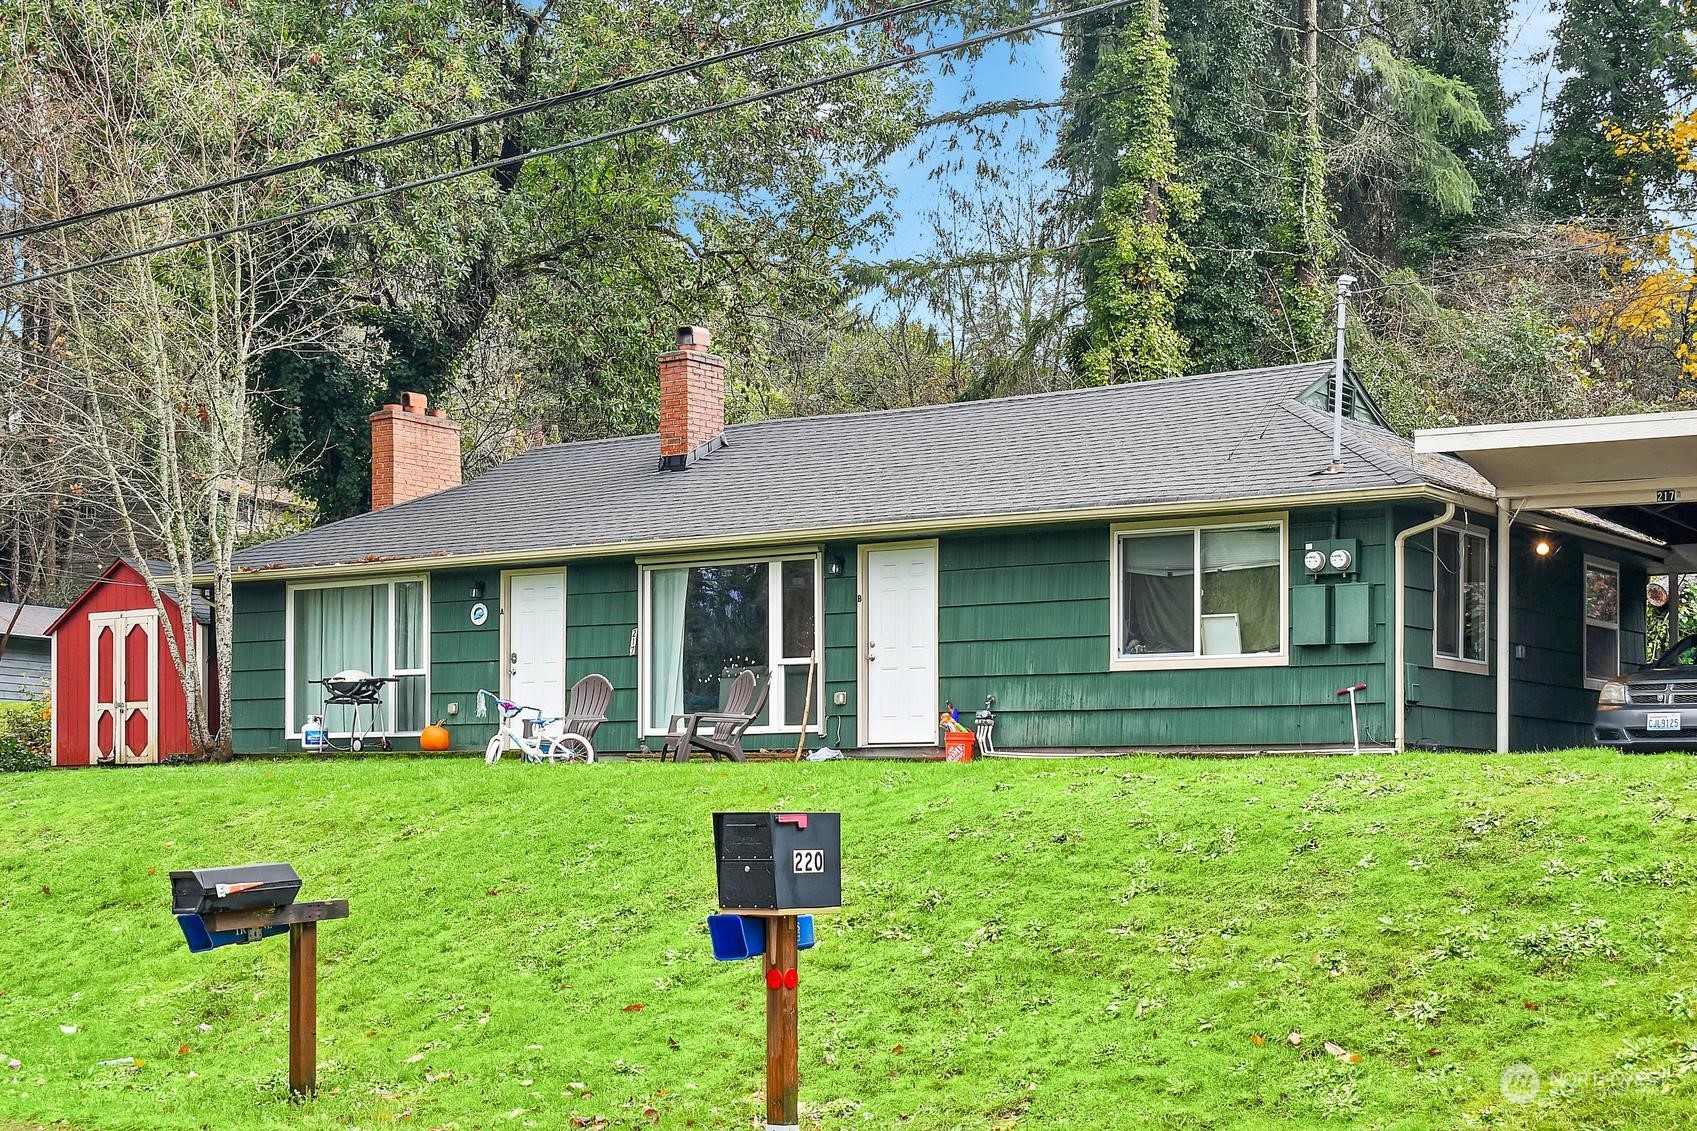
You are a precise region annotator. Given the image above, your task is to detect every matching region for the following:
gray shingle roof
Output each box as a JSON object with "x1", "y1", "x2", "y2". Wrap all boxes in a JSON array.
[
  {"x1": 229, "y1": 362, "x2": 1643, "y2": 575},
  {"x1": 0, "y1": 603, "x2": 65, "y2": 638}
]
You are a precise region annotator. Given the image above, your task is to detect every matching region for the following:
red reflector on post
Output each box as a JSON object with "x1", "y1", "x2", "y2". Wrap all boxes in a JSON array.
[
  {"x1": 765, "y1": 966, "x2": 783, "y2": 990},
  {"x1": 783, "y1": 968, "x2": 798, "y2": 990}
]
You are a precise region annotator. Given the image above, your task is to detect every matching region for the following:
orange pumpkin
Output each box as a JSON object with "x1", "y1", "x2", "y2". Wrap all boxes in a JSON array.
[{"x1": 420, "y1": 721, "x2": 452, "y2": 752}]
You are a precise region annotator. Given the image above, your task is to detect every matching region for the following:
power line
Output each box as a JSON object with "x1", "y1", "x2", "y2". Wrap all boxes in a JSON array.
[
  {"x1": 0, "y1": 0, "x2": 947, "y2": 244},
  {"x1": 3, "y1": 0, "x2": 1139, "y2": 292}
]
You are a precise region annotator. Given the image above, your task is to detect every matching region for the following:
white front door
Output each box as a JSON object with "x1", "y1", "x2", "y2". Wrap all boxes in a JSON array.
[
  {"x1": 89, "y1": 610, "x2": 158, "y2": 764},
  {"x1": 506, "y1": 570, "x2": 567, "y2": 713},
  {"x1": 864, "y1": 544, "x2": 939, "y2": 745}
]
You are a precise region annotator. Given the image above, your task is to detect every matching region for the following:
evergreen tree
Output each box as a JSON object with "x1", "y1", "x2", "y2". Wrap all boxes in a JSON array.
[{"x1": 1541, "y1": 0, "x2": 1697, "y2": 220}]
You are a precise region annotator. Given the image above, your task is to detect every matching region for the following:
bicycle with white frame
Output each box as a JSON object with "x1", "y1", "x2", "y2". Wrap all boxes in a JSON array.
[{"x1": 477, "y1": 689, "x2": 595, "y2": 764}]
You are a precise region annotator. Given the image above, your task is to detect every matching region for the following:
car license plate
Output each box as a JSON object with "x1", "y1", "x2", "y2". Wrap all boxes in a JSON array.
[{"x1": 1648, "y1": 712, "x2": 1683, "y2": 732}]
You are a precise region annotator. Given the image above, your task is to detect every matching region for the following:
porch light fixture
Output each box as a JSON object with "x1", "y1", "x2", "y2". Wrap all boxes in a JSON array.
[
  {"x1": 825, "y1": 556, "x2": 844, "y2": 577},
  {"x1": 468, "y1": 580, "x2": 486, "y2": 599},
  {"x1": 1533, "y1": 537, "x2": 1556, "y2": 558}
]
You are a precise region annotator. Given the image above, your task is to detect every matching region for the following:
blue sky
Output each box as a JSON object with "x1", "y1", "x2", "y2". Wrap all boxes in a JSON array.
[{"x1": 870, "y1": 2, "x2": 1559, "y2": 260}]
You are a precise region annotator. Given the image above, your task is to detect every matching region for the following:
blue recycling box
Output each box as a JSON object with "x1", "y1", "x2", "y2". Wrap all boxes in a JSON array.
[{"x1": 707, "y1": 914, "x2": 815, "y2": 961}]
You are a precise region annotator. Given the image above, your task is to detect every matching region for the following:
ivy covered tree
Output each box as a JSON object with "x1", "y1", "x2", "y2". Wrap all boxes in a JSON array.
[{"x1": 1058, "y1": 0, "x2": 1195, "y2": 383}]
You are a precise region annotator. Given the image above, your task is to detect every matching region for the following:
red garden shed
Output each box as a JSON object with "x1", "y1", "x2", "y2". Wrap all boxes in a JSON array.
[{"x1": 47, "y1": 559, "x2": 215, "y2": 766}]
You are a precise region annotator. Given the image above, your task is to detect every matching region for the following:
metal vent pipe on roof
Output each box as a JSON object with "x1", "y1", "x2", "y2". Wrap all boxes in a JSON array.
[{"x1": 1330, "y1": 274, "x2": 1356, "y2": 471}]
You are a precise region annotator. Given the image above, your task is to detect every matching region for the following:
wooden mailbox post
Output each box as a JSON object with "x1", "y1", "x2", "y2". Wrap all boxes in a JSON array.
[
  {"x1": 170, "y1": 864, "x2": 349, "y2": 1097},
  {"x1": 201, "y1": 899, "x2": 350, "y2": 1095},
  {"x1": 710, "y1": 813, "x2": 840, "y2": 1131}
]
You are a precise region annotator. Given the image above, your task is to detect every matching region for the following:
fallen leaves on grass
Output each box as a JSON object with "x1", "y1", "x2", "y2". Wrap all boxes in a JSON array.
[
  {"x1": 1286, "y1": 1031, "x2": 1301, "y2": 1047},
  {"x1": 1250, "y1": 1034, "x2": 1265, "y2": 1046},
  {"x1": 623, "y1": 1003, "x2": 646, "y2": 1012},
  {"x1": 1323, "y1": 1040, "x2": 1362, "y2": 1064}
]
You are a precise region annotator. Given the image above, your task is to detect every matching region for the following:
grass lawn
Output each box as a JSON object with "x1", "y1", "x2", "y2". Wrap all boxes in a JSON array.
[{"x1": 2, "y1": 752, "x2": 1696, "y2": 1130}]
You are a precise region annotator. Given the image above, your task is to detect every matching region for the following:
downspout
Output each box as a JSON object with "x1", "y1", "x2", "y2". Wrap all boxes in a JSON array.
[
  {"x1": 1394, "y1": 502, "x2": 1456, "y2": 751},
  {"x1": 1497, "y1": 498, "x2": 1513, "y2": 753}
]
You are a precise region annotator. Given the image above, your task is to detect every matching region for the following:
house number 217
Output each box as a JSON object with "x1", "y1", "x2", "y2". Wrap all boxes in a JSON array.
[{"x1": 792, "y1": 849, "x2": 826, "y2": 874}]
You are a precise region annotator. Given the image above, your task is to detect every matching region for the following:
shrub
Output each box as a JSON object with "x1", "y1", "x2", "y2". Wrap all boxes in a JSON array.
[
  {"x1": 0, "y1": 732, "x2": 49, "y2": 772},
  {"x1": 0, "y1": 691, "x2": 51, "y2": 767}
]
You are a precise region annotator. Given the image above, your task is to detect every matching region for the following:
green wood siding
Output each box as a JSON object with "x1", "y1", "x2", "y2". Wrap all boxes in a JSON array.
[
  {"x1": 231, "y1": 582, "x2": 286, "y2": 752},
  {"x1": 929, "y1": 509, "x2": 1391, "y2": 751},
  {"x1": 1398, "y1": 505, "x2": 1656, "y2": 751},
  {"x1": 565, "y1": 559, "x2": 638, "y2": 753},
  {"x1": 821, "y1": 543, "x2": 858, "y2": 750},
  {"x1": 228, "y1": 505, "x2": 1653, "y2": 756},
  {"x1": 430, "y1": 568, "x2": 501, "y2": 751}
]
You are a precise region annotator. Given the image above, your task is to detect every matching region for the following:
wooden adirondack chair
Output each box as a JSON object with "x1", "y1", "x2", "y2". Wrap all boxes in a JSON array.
[
  {"x1": 660, "y1": 669, "x2": 770, "y2": 763},
  {"x1": 535, "y1": 673, "x2": 613, "y2": 763}
]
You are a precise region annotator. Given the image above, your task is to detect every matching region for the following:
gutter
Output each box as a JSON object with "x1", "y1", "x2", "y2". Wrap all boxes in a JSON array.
[{"x1": 1393, "y1": 502, "x2": 1455, "y2": 752}]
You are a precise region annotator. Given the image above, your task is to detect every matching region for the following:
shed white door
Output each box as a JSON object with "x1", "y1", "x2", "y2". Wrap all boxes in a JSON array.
[
  {"x1": 89, "y1": 610, "x2": 158, "y2": 764},
  {"x1": 864, "y1": 545, "x2": 938, "y2": 745},
  {"x1": 506, "y1": 571, "x2": 567, "y2": 713}
]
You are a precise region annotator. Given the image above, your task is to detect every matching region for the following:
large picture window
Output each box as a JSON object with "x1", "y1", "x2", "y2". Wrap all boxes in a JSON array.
[
  {"x1": 644, "y1": 555, "x2": 821, "y2": 733},
  {"x1": 290, "y1": 578, "x2": 428, "y2": 735},
  {"x1": 1112, "y1": 519, "x2": 1285, "y2": 668},
  {"x1": 1433, "y1": 526, "x2": 1488, "y2": 670},
  {"x1": 1584, "y1": 557, "x2": 1620, "y2": 686}
]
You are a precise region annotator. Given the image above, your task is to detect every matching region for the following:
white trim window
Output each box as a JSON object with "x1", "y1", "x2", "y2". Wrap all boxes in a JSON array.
[
  {"x1": 641, "y1": 553, "x2": 823, "y2": 735},
  {"x1": 1432, "y1": 525, "x2": 1489, "y2": 672},
  {"x1": 1109, "y1": 516, "x2": 1288, "y2": 670},
  {"x1": 1584, "y1": 556, "x2": 1621, "y2": 688},
  {"x1": 287, "y1": 576, "x2": 429, "y2": 736}
]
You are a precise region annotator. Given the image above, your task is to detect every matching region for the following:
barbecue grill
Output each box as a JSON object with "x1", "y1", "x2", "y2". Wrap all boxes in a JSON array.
[{"x1": 308, "y1": 669, "x2": 397, "y2": 752}]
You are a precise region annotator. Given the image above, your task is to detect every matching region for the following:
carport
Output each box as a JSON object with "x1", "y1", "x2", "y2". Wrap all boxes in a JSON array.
[{"x1": 1416, "y1": 410, "x2": 1697, "y2": 751}]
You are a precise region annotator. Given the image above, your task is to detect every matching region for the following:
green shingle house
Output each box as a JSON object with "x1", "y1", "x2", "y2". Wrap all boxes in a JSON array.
[{"x1": 224, "y1": 330, "x2": 1662, "y2": 756}]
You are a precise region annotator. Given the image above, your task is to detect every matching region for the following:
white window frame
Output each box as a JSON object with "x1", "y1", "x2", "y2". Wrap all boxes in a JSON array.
[
  {"x1": 1583, "y1": 555, "x2": 1621, "y2": 690},
  {"x1": 638, "y1": 550, "x2": 825, "y2": 737},
  {"x1": 284, "y1": 574, "x2": 431, "y2": 738},
  {"x1": 1432, "y1": 524, "x2": 1490, "y2": 674},
  {"x1": 1108, "y1": 513, "x2": 1289, "y2": 671}
]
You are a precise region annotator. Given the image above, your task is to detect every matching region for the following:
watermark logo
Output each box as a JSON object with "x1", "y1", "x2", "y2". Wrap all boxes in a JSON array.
[{"x1": 1501, "y1": 1063, "x2": 1541, "y2": 1105}]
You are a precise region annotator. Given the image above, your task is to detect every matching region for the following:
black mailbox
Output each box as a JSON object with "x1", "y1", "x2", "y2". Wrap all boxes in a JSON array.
[
  {"x1": 171, "y1": 863, "x2": 302, "y2": 916},
  {"x1": 713, "y1": 812, "x2": 841, "y2": 911}
]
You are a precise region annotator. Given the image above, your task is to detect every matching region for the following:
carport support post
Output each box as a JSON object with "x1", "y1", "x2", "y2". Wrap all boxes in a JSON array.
[
  {"x1": 1497, "y1": 499, "x2": 1513, "y2": 753},
  {"x1": 288, "y1": 922, "x2": 318, "y2": 1096},
  {"x1": 764, "y1": 915, "x2": 800, "y2": 1130}
]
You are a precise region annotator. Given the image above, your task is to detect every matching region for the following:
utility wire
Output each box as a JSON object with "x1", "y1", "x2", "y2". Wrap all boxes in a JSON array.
[
  {"x1": 3, "y1": 0, "x2": 1136, "y2": 292},
  {"x1": 0, "y1": 0, "x2": 946, "y2": 244}
]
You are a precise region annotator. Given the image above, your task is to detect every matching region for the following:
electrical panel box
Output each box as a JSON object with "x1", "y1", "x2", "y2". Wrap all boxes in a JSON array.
[
  {"x1": 1332, "y1": 583, "x2": 1373, "y2": 645},
  {"x1": 1291, "y1": 585, "x2": 1330, "y2": 646}
]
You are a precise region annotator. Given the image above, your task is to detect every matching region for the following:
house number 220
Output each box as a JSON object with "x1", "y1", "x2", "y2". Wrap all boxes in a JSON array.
[{"x1": 792, "y1": 849, "x2": 826, "y2": 874}]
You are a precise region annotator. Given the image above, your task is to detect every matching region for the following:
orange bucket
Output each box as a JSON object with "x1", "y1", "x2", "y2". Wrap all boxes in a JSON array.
[{"x1": 943, "y1": 731, "x2": 975, "y2": 762}]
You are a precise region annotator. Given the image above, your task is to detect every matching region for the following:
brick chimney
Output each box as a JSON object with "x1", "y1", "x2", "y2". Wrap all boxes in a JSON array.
[
  {"x1": 657, "y1": 325, "x2": 726, "y2": 470},
  {"x1": 369, "y1": 392, "x2": 462, "y2": 510}
]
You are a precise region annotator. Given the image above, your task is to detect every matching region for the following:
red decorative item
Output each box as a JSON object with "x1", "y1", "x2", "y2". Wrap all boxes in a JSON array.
[
  {"x1": 765, "y1": 966, "x2": 783, "y2": 990},
  {"x1": 783, "y1": 968, "x2": 798, "y2": 990}
]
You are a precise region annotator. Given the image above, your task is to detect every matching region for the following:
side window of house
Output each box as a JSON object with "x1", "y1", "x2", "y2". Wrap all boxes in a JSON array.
[
  {"x1": 1433, "y1": 526, "x2": 1489, "y2": 668},
  {"x1": 291, "y1": 578, "x2": 427, "y2": 735},
  {"x1": 1116, "y1": 522, "x2": 1283, "y2": 662},
  {"x1": 1584, "y1": 559, "x2": 1620, "y2": 684}
]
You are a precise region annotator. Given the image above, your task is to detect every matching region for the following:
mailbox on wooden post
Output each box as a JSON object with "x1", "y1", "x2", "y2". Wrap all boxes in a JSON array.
[
  {"x1": 711, "y1": 813, "x2": 840, "y2": 1131},
  {"x1": 170, "y1": 863, "x2": 348, "y2": 1096}
]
